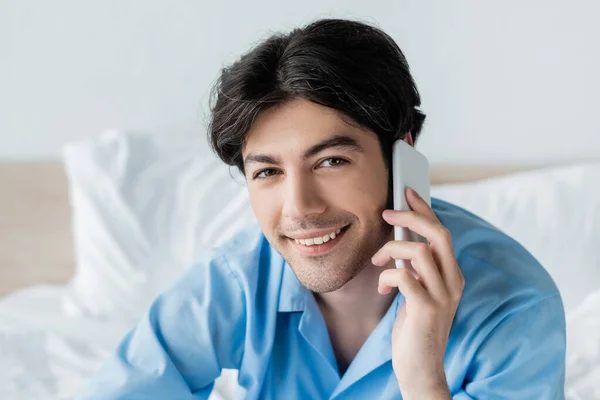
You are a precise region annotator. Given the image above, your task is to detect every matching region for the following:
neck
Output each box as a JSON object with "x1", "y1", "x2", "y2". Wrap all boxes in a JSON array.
[
  {"x1": 314, "y1": 231, "x2": 397, "y2": 328},
  {"x1": 312, "y1": 230, "x2": 397, "y2": 376},
  {"x1": 315, "y1": 264, "x2": 397, "y2": 326}
]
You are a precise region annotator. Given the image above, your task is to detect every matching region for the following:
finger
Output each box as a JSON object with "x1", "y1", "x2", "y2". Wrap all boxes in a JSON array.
[
  {"x1": 381, "y1": 208, "x2": 459, "y2": 287},
  {"x1": 406, "y1": 187, "x2": 438, "y2": 221},
  {"x1": 378, "y1": 268, "x2": 430, "y2": 305},
  {"x1": 404, "y1": 187, "x2": 448, "y2": 261},
  {"x1": 372, "y1": 241, "x2": 448, "y2": 301},
  {"x1": 404, "y1": 188, "x2": 464, "y2": 294},
  {"x1": 382, "y1": 209, "x2": 445, "y2": 247}
]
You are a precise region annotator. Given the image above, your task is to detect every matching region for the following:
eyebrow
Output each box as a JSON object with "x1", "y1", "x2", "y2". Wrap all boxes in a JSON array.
[{"x1": 243, "y1": 134, "x2": 365, "y2": 167}]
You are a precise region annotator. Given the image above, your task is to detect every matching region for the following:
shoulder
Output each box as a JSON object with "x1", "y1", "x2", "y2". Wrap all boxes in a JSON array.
[
  {"x1": 433, "y1": 198, "x2": 564, "y2": 327},
  {"x1": 434, "y1": 198, "x2": 566, "y2": 374},
  {"x1": 433, "y1": 197, "x2": 560, "y2": 299}
]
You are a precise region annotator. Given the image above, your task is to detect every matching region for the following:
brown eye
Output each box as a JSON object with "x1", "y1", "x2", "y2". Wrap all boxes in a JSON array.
[
  {"x1": 319, "y1": 158, "x2": 348, "y2": 168},
  {"x1": 253, "y1": 168, "x2": 279, "y2": 180}
]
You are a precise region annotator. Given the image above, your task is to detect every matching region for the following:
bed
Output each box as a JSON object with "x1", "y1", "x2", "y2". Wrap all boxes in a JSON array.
[{"x1": 1, "y1": 131, "x2": 598, "y2": 399}]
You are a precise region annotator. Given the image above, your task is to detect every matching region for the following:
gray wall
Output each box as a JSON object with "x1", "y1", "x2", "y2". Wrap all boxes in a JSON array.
[{"x1": 2, "y1": 0, "x2": 599, "y2": 165}]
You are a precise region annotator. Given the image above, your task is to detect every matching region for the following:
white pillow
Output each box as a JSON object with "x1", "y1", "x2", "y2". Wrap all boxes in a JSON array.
[
  {"x1": 63, "y1": 129, "x2": 599, "y2": 320},
  {"x1": 564, "y1": 288, "x2": 600, "y2": 399},
  {"x1": 431, "y1": 162, "x2": 600, "y2": 312},
  {"x1": 62, "y1": 130, "x2": 257, "y2": 322}
]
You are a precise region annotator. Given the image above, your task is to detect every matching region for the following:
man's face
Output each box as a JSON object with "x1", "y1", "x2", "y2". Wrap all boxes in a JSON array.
[{"x1": 242, "y1": 98, "x2": 392, "y2": 293}]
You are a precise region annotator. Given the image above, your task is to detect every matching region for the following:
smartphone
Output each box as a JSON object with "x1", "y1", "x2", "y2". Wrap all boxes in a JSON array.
[{"x1": 392, "y1": 139, "x2": 431, "y2": 269}]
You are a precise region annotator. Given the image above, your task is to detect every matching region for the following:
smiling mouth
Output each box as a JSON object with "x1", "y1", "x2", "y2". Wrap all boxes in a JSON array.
[{"x1": 288, "y1": 224, "x2": 350, "y2": 248}]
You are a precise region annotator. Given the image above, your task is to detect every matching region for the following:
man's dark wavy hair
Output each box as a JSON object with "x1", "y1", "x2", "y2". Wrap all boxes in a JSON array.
[{"x1": 208, "y1": 18, "x2": 425, "y2": 179}]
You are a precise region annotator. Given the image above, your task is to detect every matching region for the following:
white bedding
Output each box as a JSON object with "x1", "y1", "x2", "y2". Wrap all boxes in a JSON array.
[
  {"x1": 1, "y1": 284, "x2": 599, "y2": 399},
  {"x1": 0, "y1": 286, "x2": 122, "y2": 400},
  {"x1": 3, "y1": 133, "x2": 599, "y2": 398},
  {"x1": 565, "y1": 289, "x2": 600, "y2": 400},
  {"x1": 0, "y1": 285, "x2": 239, "y2": 400}
]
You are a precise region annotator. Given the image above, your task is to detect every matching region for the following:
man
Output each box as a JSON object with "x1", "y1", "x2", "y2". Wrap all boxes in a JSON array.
[{"x1": 78, "y1": 19, "x2": 566, "y2": 399}]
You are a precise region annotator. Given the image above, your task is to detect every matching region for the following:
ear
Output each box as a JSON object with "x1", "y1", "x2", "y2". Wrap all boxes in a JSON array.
[{"x1": 403, "y1": 131, "x2": 414, "y2": 147}]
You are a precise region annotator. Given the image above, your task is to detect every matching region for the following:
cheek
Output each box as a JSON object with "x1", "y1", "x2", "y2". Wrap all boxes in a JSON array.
[{"x1": 338, "y1": 169, "x2": 388, "y2": 210}]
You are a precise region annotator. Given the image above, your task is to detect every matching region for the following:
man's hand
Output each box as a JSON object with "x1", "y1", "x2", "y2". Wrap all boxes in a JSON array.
[{"x1": 371, "y1": 188, "x2": 465, "y2": 400}]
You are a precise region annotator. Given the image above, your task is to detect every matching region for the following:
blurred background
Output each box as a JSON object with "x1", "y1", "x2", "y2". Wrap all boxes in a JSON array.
[
  {"x1": 1, "y1": 2, "x2": 600, "y2": 399},
  {"x1": 2, "y1": 0, "x2": 599, "y2": 165}
]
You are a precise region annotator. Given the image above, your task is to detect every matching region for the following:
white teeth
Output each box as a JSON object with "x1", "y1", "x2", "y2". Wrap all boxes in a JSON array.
[{"x1": 295, "y1": 227, "x2": 344, "y2": 246}]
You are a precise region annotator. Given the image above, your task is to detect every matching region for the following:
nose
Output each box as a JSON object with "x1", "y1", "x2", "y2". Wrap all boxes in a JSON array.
[{"x1": 282, "y1": 171, "x2": 326, "y2": 219}]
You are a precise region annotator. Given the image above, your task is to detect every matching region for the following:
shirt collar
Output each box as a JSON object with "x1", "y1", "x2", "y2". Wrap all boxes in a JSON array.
[
  {"x1": 330, "y1": 291, "x2": 404, "y2": 397},
  {"x1": 274, "y1": 248, "x2": 406, "y2": 394}
]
